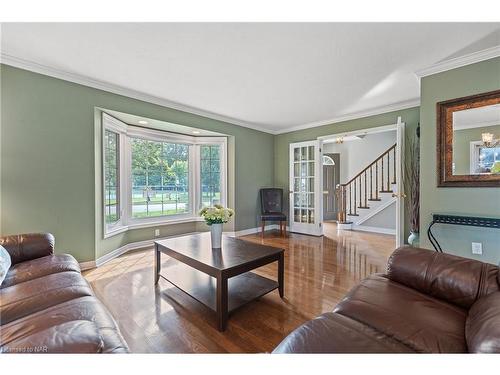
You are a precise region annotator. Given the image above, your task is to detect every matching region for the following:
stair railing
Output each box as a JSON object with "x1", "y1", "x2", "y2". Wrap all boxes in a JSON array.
[{"x1": 336, "y1": 144, "x2": 396, "y2": 221}]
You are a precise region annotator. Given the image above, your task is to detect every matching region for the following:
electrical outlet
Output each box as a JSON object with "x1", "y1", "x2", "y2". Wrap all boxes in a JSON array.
[
  {"x1": 472, "y1": 242, "x2": 482, "y2": 255},
  {"x1": 154, "y1": 229, "x2": 160, "y2": 237}
]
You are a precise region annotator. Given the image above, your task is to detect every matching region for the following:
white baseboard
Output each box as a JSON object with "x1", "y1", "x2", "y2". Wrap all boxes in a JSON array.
[
  {"x1": 337, "y1": 222, "x2": 353, "y2": 230},
  {"x1": 227, "y1": 224, "x2": 288, "y2": 237},
  {"x1": 79, "y1": 231, "x2": 199, "y2": 270},
  {"x1": 353, "y1": 225, "x2": 396, "y2": 235}
]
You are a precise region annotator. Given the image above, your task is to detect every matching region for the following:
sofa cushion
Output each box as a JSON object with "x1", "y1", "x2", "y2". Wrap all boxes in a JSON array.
[
  {"x1": 0, "y1": 320, "x2": 104, "y2": 354},
  {"x1": 387, "y1": 246, "x2": 499, "y2": 309},
  {"x1": 273, "y1": 312, "x2": 416, "y2": 353},
  {"x1": 0, "y1": 245, "x2": 11, "y2": 286},
  {"x1": 333, "y1": 275, "x2": 468, "y2": 353},
  {"x1": 0, "y1": 296, "x2": 128, "y2": 353},
  {"x1": 0, "y1": 233, "x2": 55, "y2": 265},
  {"x1": 0, "y1": 271, "x2": 93, "y2": 325},
  {"x1": 466, "y1": 292, "x2": 500, "y2": 353},
  {"x1": 1, "y1": 254, "x2": 80, "y2": 288}
]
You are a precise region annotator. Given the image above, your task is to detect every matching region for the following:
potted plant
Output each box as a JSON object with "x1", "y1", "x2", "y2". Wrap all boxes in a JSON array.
[
  {"x1": 404, "y1": 133, "x2": 420, "y2": 246},
  {"x1": 199, "y1": 204, "x2": 235, "y2": 248}
]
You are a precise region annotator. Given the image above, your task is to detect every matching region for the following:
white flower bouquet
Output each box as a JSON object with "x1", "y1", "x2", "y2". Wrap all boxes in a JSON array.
[{"x1": 199, "y1": 204, "x2": 234, "y2": 225}]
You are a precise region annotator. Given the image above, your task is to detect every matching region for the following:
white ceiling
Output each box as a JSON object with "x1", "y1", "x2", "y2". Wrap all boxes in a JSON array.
[
  {"x1": 1, "y1": 23, "x2": 499, "y2": 133},
  {"x1": 453, "y1": 104, "x2": 500, "y2": 130}
]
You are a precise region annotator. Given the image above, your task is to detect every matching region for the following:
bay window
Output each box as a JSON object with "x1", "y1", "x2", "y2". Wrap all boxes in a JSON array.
[{"x1": 102, "y1": 113, "x2": 226, "y2": 237}]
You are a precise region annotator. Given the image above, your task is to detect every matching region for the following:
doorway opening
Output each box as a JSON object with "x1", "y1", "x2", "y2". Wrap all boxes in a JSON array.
[
  {"x1": 288, "y1": 118, "x2": 405, "y2": 247},
  {"x1": 319, "y1": 120, "x2": 405, "y2": 247}
]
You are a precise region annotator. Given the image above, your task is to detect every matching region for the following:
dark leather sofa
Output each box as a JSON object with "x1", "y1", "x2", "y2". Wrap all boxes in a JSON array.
[
  {"x1": 273, "y1": 246, "x2": 500, "y2": 353},
  {"x1": 0, "y1": 233, "x2": 128, "y2": 353}
]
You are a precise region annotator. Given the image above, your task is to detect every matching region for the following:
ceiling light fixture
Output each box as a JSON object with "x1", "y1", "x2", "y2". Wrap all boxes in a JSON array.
[
  {"x1": 192, "y1": 130, "x2": 201, "y2": 134},
  {"x1": 481, "y1": 132, "x2": 499, "y2": 148},
  {"x1": 138, "y1": 120, "x2": 148, "y2": 125}
]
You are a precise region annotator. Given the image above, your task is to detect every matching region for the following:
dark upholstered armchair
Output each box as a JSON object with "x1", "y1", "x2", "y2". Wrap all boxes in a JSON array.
[{"x1": 260, "y1": 188, "x2": 287, "y2": 238}]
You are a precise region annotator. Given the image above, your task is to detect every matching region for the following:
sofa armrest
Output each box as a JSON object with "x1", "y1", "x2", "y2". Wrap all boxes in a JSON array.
[
  {"x1": 386, "y1": 246, "x2": 499, "y2": 309},
  {"x1": 0, "y1": 233, "x2": 55, "y2": 265}
]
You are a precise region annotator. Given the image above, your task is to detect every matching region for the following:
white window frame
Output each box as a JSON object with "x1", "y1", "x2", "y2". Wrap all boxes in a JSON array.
[
  {"x1": 102, "y1": 114, "x2": 127, "y2": 238},
  {"x1": 102, "y1": 113, "x2": 227, "y2": 238},
  {"x1": 196, "y1": 139, "x2": 228, "y2": 210}
]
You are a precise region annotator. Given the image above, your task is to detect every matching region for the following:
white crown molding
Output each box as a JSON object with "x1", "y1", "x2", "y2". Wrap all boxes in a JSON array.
[
  {"x1": 415, "y1": 45, "x2": 500, "y2": 79},
  {"x1": 0, "y1": 53, "x2": 274, "y2": 134},
  {"x1": 274, "y1": 99, "x2": 420, "y2": 135},
  {"x1": 2, "y1": 52, "x2": 422, "y2": 136}
]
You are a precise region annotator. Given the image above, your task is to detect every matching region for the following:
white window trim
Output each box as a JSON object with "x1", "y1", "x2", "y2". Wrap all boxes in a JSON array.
[{"x1": 102, "y1": 113, "x2": 227, "y2": 238}]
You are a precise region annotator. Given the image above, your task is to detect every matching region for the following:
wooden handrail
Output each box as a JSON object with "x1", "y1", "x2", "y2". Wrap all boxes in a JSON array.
[
  {"x1": 336, "y1": 143, "x2": 397, "y2": 222},
  {"x1": 340, "y1": 143, "x2": 396, "y2": 187}
]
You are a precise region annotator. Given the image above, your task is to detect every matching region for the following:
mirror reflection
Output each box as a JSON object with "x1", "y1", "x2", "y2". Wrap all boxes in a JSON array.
[{"x1": 452, "y1": 103, "x2": 500, "y2": 175}]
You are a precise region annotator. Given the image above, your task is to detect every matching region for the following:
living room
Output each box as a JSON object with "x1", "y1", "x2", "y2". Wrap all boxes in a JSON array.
[{"x1": 1, "y1": 2, "x2": 500, "y2": 373}]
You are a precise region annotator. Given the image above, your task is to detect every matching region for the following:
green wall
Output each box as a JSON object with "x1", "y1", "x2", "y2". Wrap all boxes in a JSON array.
[
  {"x1": 1, "y1": 64, "x2": 274, "y2": 262},
  {"x1": 420, "y1": 57, "x2": 500, "y2": 264},
  {"x1": 274, "y1": 106, "x2": 420, "y2": 240},
  {"x1": 3, "y1": 58, "x2": 498, "y2": 265}
]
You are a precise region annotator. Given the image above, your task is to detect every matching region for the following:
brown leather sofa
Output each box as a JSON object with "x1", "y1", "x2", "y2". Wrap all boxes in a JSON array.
[
  {"x1": 0, "y1": 233, "x2": 128, "y2": 353},
  {"x1": 273, "y1": 246, "x2": 500, "y2": 353}
]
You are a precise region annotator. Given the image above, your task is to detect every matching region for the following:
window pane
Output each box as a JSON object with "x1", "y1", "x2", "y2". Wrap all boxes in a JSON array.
[
  {"x1": 104, "y1": 130, "x2": 120, "y2": 224},
  {"x1": 131, "y1": 138, "x2": 190, "y2": 218},
  {"x1": 200, "y1": 145, "x2": 222, "y2": 207},
  {"x1": 477, "y1": 146, "x2": 500, "y2": 173}
]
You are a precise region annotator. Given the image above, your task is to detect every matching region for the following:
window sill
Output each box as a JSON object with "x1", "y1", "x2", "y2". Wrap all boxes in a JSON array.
[
  {"x1": 104, "y1": 225, "x2": 128, "y2": 239},
  {"x1": 104, "y1": 216, "x2": 205, "y2": 239},
  {"x1": 127, "y1": 216, "x2": 205, "y2": 230}
]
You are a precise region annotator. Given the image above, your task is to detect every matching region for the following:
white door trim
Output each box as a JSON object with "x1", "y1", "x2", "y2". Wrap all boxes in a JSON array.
[
  {"x1": 395, "y1": 117, "x2": 406, "y2": 247},
  {"x1": 316, "y1": 121, "x2": 402, "y2": 246}
]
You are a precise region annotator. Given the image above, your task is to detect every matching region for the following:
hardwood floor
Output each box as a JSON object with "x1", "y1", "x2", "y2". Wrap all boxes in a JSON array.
[{"x1": 83, "y1": 223, "x2": 395, "y2": 353}]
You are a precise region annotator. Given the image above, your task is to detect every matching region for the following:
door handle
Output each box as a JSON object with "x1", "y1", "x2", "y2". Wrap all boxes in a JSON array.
[{"x1": 322, "y1": 191, "x2": 329, "y2": 194}]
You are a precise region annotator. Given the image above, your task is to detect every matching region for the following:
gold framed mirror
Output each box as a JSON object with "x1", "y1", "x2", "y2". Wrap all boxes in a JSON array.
[{"x1": 437, "y1": 89, "x2": 500, "y2": 187}]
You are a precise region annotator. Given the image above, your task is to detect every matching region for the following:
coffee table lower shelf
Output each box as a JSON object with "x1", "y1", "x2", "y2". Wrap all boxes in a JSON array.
[{"x1": 159, "y1": 262, "x2": 279, "y2": 314}]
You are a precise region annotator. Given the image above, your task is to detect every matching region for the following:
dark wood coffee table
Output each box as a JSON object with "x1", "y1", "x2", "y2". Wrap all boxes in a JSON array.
[{"x1": 154, "y1": 232, "x2": 284, "y2": 331}]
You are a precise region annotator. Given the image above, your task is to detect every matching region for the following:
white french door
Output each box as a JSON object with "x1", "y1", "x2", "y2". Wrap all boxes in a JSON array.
[
  {"x1": 395, "y1": 116, "x2": 406, "y2": 247},
  {"x1": 289, "y1": 141, "x2": 322, "y2": 236}
]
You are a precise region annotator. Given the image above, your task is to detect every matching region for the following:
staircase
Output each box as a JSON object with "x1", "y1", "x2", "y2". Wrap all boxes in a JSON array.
[{"x1": 337, "y1": 144, "x2": 397, "y2": 231}]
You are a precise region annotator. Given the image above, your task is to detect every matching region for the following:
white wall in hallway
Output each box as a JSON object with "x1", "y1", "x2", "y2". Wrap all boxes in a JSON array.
[{"x1": 323, "y1": 130, "x2": 396, "y2": 184}]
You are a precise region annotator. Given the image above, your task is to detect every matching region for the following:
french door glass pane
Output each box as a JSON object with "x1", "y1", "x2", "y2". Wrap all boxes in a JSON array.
[
  {"x1": 308, "y1": 162, "x2": 315, "y2": 176},
  {"x1": 294, "y1": 148, "x2": 301, "y2": 162},
  {"x1": 301, "y1": 147, "x2": 307, "y2": 160},
  {"x1": 308, "y1": 177, "x2": 314, "y2": 192},
  {"x1": 294, "y1": 208, "x2": 301, "y2": 222},
  {"x1": 308, "y1": 210, "x2": 315, "y2": 223},
  {"x1": 300, "y1": 162, "x2": 308, "y2": 177},
  {"x1": 308, "y1": 146, "x2": 315, "y2": 160}
]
